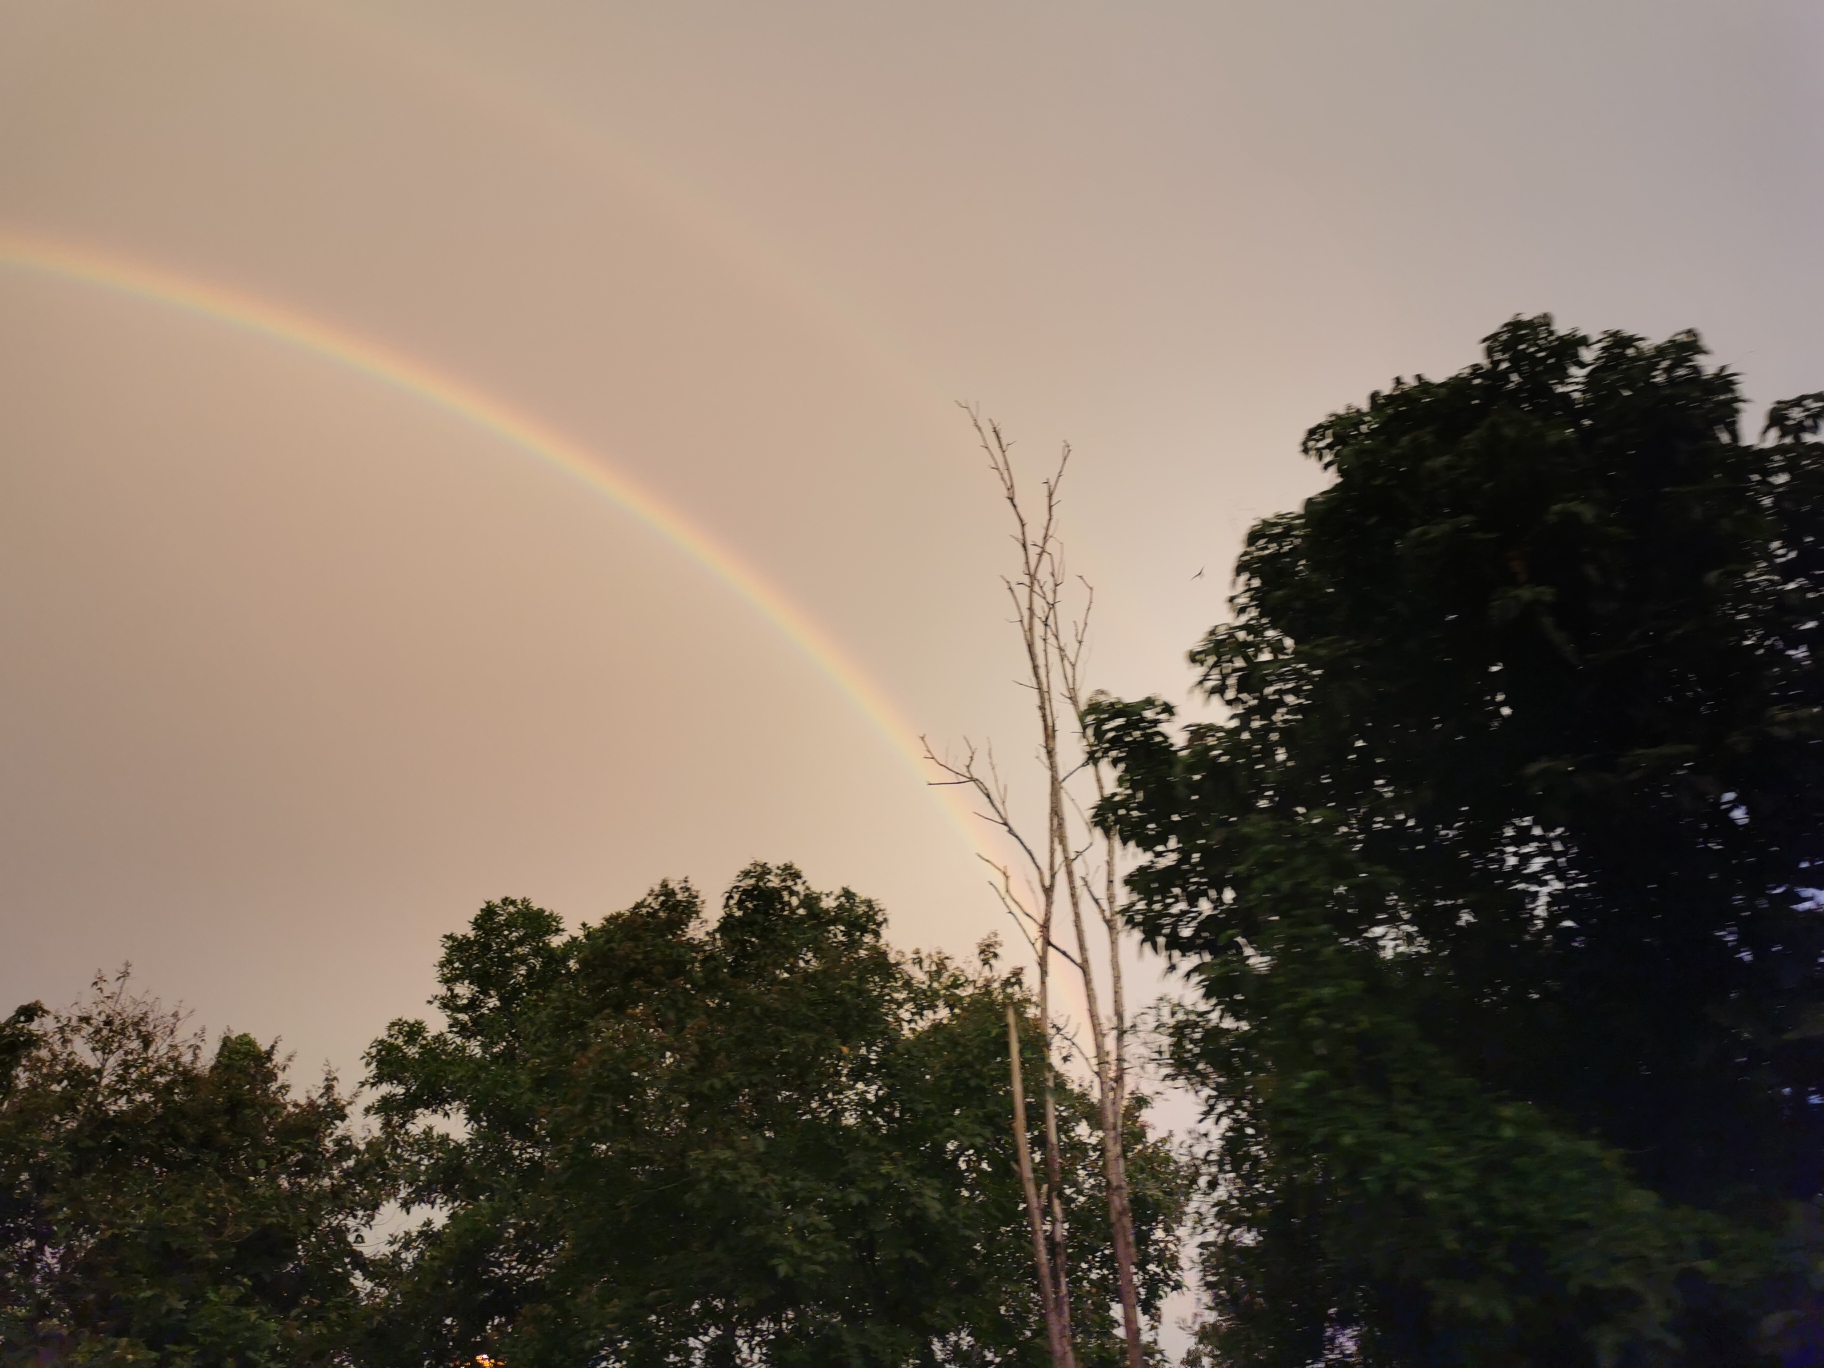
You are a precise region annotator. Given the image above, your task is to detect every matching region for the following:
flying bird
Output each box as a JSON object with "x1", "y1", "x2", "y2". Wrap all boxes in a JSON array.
[{"x1": 1192, "y1": 567, "x2": 1205, "y2": 579}]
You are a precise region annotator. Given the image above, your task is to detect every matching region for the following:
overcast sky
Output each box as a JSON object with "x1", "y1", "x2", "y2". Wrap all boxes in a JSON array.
[{"x1": 3, "y1": 0, "x2": 1821, "y2": 1080}]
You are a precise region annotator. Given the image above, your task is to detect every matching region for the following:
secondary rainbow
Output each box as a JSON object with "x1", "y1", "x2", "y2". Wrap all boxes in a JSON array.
[{"x1": 0, "y1": 230, "x2": 989, "y2": 859}]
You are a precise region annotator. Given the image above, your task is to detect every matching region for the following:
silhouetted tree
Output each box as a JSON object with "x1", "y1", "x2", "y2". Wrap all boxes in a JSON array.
[{"x1": 1091, "y1": 319, "x2": 1824, "y2": 1366}]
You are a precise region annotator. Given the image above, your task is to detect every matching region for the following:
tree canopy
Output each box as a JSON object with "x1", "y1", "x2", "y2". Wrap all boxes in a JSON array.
[
  {"x1": 1091, "y1": 318, "x2": 1824, "y2": 1366},
  {"x1": 0, "y1": 973, "x2": 382, "y2": 1367},
  {"x1": 362, "y1": 863, "x2": 1187, "y2": 1368}
]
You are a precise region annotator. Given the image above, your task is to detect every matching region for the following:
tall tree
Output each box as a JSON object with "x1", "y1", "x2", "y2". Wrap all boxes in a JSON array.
[
  {"x1": 363, "y1": 864, "x2": 1185, "y2": 1368},
  {"x1": 1090, "y1": 319, "x2": 1824, "y2": 1366},
  {"x1": 0, "y1": 972, "x2": 381, "y2": 1366},
  {"x1": 927, "y1": 412, "x2": 1157, "y2": 1368}
]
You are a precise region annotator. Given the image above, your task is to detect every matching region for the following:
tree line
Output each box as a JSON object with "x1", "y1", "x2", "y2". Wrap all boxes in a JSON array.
[
  {"x1": 0, "y1": 874, "x2": 1187, "y2": 1367},
  {"x1": 6, "y1": 316, "x2": 1824, "y2": 1366}
]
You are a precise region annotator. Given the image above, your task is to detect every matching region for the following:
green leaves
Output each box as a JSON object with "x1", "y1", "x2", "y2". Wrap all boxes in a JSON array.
[
  {"x1": 0, "y1": 972, "x2": 383, "y2": 1367},
  {"x1": 1093, "y1": 318, "x2": 1824, "y2": 1366},
  {"x1": 363, "y1": 864, "x2": 1186, "y2": 1368}
]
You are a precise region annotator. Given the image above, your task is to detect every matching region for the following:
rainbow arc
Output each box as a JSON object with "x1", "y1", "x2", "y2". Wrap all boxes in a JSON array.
[{"x1": 0, "y1": 230, "x2": 990, "y2": 862}]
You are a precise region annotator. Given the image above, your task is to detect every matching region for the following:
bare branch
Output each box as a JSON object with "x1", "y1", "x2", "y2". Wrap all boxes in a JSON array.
[{"x1": 942, "y1": 408, "x2": 1152, "y2": 1368}]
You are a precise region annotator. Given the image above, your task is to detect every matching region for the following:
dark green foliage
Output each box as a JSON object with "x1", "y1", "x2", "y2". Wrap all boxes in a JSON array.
[
  {"x1": 0, "y1": 973, "x2": 381, "y2": 1366},
  {"x1": 1089, "y1": 319, "x2": 1824, "y2": 1366},
  {"x1": 0, "y1": 1006, "x2": 45, "y2": 1100},
  {"x1": 363, "y1": 863, "x2": 1187, "y2": 1368}
]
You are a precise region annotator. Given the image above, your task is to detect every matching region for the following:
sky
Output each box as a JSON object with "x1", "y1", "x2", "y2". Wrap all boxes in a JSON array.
[{"x1": 2, "y1": 0, "x2": 1823, "y2": 1086}]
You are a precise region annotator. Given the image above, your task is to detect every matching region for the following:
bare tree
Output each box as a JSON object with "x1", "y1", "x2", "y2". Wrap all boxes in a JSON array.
[{"x1": 925, "y1": 409, "x2": 1146, "y2": 1368}]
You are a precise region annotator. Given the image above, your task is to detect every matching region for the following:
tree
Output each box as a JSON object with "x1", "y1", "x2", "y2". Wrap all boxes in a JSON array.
[
  {"x1": 927, "y1": 413, "x2": 1161, "y2": 1368},
  {"x1": 362, "y1": 863, "x2": 1186, "y2": 1368},
  {"x1": 0, "y1": 971, "x2": 381, "y2": 1366},
  {"x1": 1089, "y1": 318, "x2": 1824, "y2": 1366}
]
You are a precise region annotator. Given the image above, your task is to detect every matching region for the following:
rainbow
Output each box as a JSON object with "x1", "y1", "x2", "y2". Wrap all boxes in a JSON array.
[
  {"x1": 282, "y1": 0, "x2": 945, "y2": 417},
  {"x1": 0, "y1": 230, "x2": 990, "y2": 861}
]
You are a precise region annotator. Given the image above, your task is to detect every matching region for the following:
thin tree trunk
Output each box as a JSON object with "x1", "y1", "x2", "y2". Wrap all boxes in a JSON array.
[
  {"x1": 1101, "y1": 831, "x2": 1145, "y2": 1368},
  {"x1": 1060, "y1": 811, "x2": 1146, "y2": 1368},
  {"x1": 1002, "y1": 420, "x2": 1077, "y2": 1368},
  {"x1": 1008, "y1": 1003, "x2": 1073, "y2": 1368},
  {"x1": 1055, "y1": 602, "x2": 1147, "y2": 1368},
  {"x1": 1034, "y1": 910, "x2": 1075, "y2": 1367}
]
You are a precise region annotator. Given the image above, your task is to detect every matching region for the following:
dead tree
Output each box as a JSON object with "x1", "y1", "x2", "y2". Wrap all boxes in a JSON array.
[{"x1": 925, "y1": 409, "x2": 1146, "y2": 1368}]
